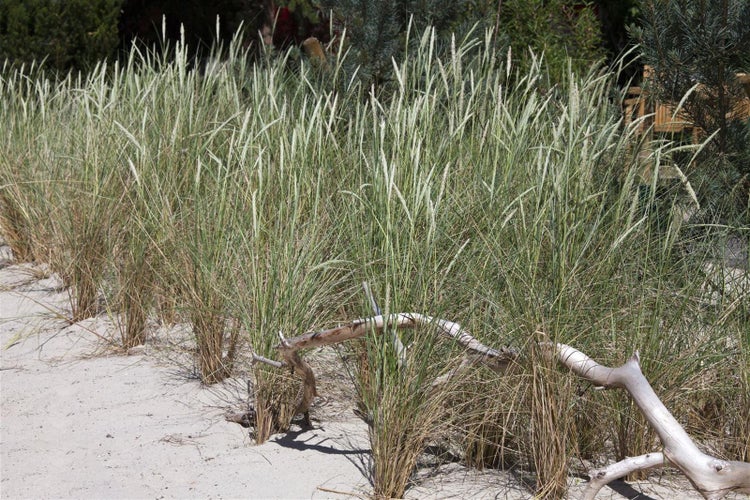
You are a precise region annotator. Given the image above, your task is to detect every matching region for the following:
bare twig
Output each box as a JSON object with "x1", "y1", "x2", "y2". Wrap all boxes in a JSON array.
[{"x1": 251, "y1": 352, "x2": 285, "y2": 369}]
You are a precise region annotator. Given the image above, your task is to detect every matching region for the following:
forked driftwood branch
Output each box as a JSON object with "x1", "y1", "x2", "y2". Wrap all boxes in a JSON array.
[
  {"x1": 250, "y1": 315, "x2": 749, "y2": 499},
  {"x1": 548, "y1": 342, "x2": 750, "y2": 500},
  {"x1": 253, "y1": 313, "x2": 518, "y2": 415},
  {"x1": 584, "y1": 452, "x2": 666, "y2": 497}
]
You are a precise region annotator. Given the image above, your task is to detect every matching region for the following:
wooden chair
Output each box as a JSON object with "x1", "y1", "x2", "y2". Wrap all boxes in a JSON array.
[{"x1": 623, "y1": 66, "x2": 750, "y2": 144}]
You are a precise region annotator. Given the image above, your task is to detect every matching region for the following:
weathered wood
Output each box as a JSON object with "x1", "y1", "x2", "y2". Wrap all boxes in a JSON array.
[
  {"x1": 250, "y1": 316, "x2": 749, "y2": 499},
  {"x1": 278, "y1": 314, "x2": 514, "y2": 359},
  {"x1": 582, "y1": 453, "x2": 666, "y2": 500},
  {"x1": 273, "y1": 313, "x2": 518, "y2": 415},
  {"x1": 550, "y1": 343, "x2": 750, "y2": 500},
  {"x1": 251, "y1": 352, "x2": 284, "y2": 368}
]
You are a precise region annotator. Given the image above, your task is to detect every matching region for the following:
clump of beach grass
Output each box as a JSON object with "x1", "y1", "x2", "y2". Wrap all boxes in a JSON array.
[{"x1": 1, "y1": 22, "x2": 748, "y2": 498}]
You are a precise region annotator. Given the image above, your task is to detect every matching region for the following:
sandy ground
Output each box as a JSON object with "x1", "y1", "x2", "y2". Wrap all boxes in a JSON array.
[
  {"x1": 1, "y1": 241, "x2": 744, "y2": 500},
  {"x1": 0, "y1": 255, "x2": 374, "y2": 499}
]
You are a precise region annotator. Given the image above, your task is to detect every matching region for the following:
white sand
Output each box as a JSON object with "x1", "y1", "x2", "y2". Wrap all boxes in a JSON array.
[
  {"x1": 0, "y1": 243, "x2": 733, "y2": 499},
  {"x1": 0, "y1": 257, "x2": 372, "y2": 499}
]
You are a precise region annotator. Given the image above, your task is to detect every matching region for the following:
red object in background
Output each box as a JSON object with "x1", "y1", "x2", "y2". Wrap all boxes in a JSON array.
[{"x1": 272, "y1": 7, "x2": 297, "y2": 47}]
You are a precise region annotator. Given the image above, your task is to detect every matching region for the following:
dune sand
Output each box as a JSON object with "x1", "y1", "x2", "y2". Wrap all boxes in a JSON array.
[{"x1": 0, "y1": 242, "x2": 722, "y2": 499}]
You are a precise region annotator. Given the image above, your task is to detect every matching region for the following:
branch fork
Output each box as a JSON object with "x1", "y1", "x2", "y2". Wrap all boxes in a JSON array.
[
  {"x1": 249, "y1": 317, "x2": 749, "y2": 499},
  {"x1": 548, "y1": 342, "x2": 750, "y2": 500}
]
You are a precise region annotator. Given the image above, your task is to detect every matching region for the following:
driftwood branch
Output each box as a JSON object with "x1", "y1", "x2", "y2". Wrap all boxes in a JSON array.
[
  {"x1": 275, "y1": 313, "x2": 518, "y2": 415},
  {"x1": 550, "y1": 343, "x2": 750, "y2": 500},
  {"x1": 251, "y1": 352, "x2": 284, "y2": 369},
  {"x1": 361, "y1": 282, "x2": 407, "y2": 368},
  {"x1": 249, "y1": 316, "x2": 749, "y2": 500},
  {"x1": 582, "y1": 453, "x2": 666, "y2": 500}
]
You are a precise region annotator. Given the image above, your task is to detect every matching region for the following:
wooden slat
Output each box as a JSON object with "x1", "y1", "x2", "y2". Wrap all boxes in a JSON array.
[{"x1": 622, "y1": 70, "x2": 750, "y2": 142}]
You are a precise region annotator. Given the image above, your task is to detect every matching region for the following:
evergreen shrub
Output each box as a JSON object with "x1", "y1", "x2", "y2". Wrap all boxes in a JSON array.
[
  {"x1": 631, "y1": 0, "x2": 750, "y2": 219},
  {"x1": 0, "y1": 0, "x2": 123, "y2": 72},
  {"x1": 320, "y1": 0, "x2": 605, "y2": 91},
  {"x1": 496, "y1": 0, "x2": 604, "y2": 81}
]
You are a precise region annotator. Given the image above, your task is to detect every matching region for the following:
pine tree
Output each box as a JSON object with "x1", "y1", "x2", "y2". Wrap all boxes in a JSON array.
[
  {"x1": 631, "y1": 0, "x2": 750, "y2": 210},
  {"x1": 319, "y1": 0, "x2": 604, "y2": 91}
]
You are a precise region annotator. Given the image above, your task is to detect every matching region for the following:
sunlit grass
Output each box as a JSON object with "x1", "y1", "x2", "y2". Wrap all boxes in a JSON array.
[{"x1": 1, "y1": 26, "x2": 747, "y2": 497}]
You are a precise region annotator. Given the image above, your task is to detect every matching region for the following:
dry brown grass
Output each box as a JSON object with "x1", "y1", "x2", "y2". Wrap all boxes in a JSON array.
[
  {"x1": 0, "y1": 189, "x2": 36, "y2": 263},
  {"x1": 526, "y1": 341, "x2": 576, "y2": 499},
  {"x1": 61, "y1": 210, "x2": 110, "y2": 323},
  {"x1": 348, "y1": 327, "x2": 462, "y2": 499},
  {"x1": 189, "y1": 303, "x2": 239, "y2": 385},
  {"x1": 454, "y1": 370, "x2": 525, "y2": 471},
  {"x1": 252, "y1": 365, "x2": 301, "y2": 444},
  {"x1": 119, "y1": 273, "x2": 151, "y2": 348}
]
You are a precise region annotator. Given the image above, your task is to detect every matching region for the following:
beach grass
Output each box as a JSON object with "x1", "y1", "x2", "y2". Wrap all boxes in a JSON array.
[{"x1": 1, "y1": 26, "x2": 748, "y2": 496}]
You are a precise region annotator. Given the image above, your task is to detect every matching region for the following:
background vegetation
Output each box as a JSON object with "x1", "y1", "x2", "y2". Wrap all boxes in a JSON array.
[
  {"x1": 631, "y1": 0, "x2": 750, "y2": 221},
  {"x1": 0, "y1": 0, "x2": 123, "y2": 71}
]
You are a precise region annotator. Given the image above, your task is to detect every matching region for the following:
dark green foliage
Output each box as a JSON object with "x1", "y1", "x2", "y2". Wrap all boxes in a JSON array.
[
  {"x1": 630, "y1": 0, "x2": 750, "y2": 219},
  {"x1": 118, "y1": 0, "x2": 263, "y2": 54},
  {"x1": 320, "y1": 0, "x2": 487, "y2": 89},
  {"x1": 321, "y1": 0, "x2": 604, "y2": 90},
  {"x1": 282, "y1": 0, "x2": 322, "y2": 25},
  {"x1": 323, "y1": 0, "x2": 401, "y2": 86},
  {"x1": 595, "y1": 0, "x2": 641, "y2": 60},
  {"x1": 496, "y1": 0, "x2": 605, "y2": 81},
  {"x1": 0, "y1": 0, "x2": 123, "y2": 71}
]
